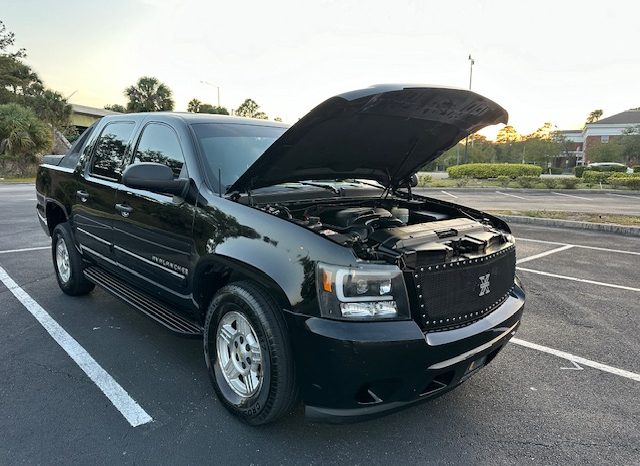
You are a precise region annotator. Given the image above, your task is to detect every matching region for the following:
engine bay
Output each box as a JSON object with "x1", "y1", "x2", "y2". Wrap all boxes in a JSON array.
[{"x1": 258, "y1": 197, "x2": 512, "y2": 268}]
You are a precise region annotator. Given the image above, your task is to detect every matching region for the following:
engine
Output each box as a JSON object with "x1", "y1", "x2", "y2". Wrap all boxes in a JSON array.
[{"x1": 261, "y1": 201, "x2": 510, "y2": 268}]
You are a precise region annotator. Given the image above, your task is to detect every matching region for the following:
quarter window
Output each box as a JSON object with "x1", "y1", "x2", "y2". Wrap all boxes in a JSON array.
[
  {"x1": 134, "y1": 124, "x2": 186, "y2": 178},
  {"x1": 90, "y1": 122, "x2": 135, "y2": 180}
]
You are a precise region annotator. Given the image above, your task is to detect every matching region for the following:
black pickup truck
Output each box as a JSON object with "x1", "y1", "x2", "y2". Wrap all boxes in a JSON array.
[{"x1": 35, "y1": 85, "x2": 525, "y2": 424}]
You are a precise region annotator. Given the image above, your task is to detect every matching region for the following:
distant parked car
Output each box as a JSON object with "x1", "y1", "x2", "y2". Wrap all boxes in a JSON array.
[{"x1": 587, "y1": 162, "x2": 631, "y2": 173}]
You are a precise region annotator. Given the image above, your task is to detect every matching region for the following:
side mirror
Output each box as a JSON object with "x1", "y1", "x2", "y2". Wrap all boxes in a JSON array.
[
  {"x1": 409, "y1": 173, "x2": 418, "y2": 188},
  {"x1": 122, "y1": 162, "x2": 187, "y2": 195}
]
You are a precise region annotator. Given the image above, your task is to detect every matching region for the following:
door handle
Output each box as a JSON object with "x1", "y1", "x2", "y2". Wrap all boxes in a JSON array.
[
  {"x1": 115, "y1": 203, "x2": 133, "y2": 217},
  {"x1": 76, "y1": 190, "x2": 89, "y2": 202}
]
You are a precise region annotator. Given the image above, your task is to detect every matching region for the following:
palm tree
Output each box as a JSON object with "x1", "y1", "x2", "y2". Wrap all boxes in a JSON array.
[
  {"x1": 125, "y1": 76, "x2": 174, "y2": 112},
  {"x1": 0, "y1": 103, "x2": 51, "y2": 175},
  {"x1": 187, "y1": 98, "x2": 201, "y2": 113},
  {"x1": 30, "y1": 89, "x2": 72, "y2": 140},
  {"x1": 585, "y1": 109, "x2": 603, "y2": 125}
]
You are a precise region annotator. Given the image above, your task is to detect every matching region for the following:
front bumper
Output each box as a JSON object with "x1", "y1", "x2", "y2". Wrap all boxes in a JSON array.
[{"x1": 284, "y1": 283, "x2": 525, "y2": 423}]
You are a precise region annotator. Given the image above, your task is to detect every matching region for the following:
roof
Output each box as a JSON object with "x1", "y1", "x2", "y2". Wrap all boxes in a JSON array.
[
  {"x1": 591, "y1": 110, "x2": 640, "y2": 125},
  {"x1": 103, "y1": 111, "x2": 290, "y2": 127},
  {"x1": 71, "y1": 104, "x2": 119, "y2": 117}
]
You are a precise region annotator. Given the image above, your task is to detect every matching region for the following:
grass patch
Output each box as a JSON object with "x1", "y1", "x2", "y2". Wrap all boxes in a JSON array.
[
  {"x1": 0, "y1": 176, "x2": 36, "y2": 183},
  {"x1": 489, "y1": 210, "x2": 640, "y2": 226}
]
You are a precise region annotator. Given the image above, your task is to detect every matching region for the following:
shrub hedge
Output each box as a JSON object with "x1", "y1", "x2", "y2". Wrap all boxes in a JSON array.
[
  {"x1": 447, "y1": 163, "x2": 542, "y2": 179},
  {"x1": 588, "y1": 165, "x2": 627, "y2": 173},
  {"x1": 542, "y1": 178, "x2": 558, "y2": 189},
  {"x1": 575, "y1": 165, "x2": 628, "y2": 178},
  {"x1": 608, "y1": 174, "x2": 640, "y2": 189},
  {"x1": 416, "y1": 173, "x2": 432, "y2": 186},
  {"x1": 559, "y1": 177, "x2": 579, "y2": 189},
  {"x1": 516, "y1": 176, "x2": 539, "y2": 188},
  {"x1": 496, "y1": 175, "x2": 511, "y2": 187},
  {"x1": 633, "y1": 165, "x2": 640, "y2": 173},
  {"x1": 582, "y1": 171, "x2": 611, "y2": 184}
]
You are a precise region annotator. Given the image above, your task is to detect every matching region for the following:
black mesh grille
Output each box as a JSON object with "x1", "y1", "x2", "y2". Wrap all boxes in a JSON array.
[{"x1": 414, "y1": 245, "x2": 516, "y2": 331}]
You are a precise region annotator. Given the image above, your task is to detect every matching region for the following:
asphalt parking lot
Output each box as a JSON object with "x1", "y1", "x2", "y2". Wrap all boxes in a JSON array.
[
  {"x1": 416, "y1": 187, "x2": 640, "y2": 215},
  {"x1": 1, "y1": 183, "x2": 639, "y2": 465}
]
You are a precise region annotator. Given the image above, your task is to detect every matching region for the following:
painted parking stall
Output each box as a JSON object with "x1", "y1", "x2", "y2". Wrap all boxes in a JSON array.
[{"x1": 1, "y1": 183, "x2": 639, "y2": 464}]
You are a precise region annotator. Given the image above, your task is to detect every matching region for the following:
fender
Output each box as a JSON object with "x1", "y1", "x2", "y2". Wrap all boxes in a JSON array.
[{"x1": 192, "y1": 194, "x2": 359, "y2": 316}]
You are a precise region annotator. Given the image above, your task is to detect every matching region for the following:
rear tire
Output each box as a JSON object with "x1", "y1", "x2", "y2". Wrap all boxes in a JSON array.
[
  {"x1": 52, "y1": 223, "x2": 94, "y2": 296},
  {"x1": 204, "y1": 281, "x2": 297, "y2": 425}
]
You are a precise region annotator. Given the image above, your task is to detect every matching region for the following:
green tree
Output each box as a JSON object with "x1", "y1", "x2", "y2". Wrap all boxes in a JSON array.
[
  {"x1": 198, "y1": 103, "x2": 229, "y2": 115},
  {"x1": 0, "y1": 103, "x2": 51, "y2": 175},
  {"x1": 620, "y1": 126, "x2": 640, "y2": 165},
  {"x1": 585, "y1": 109, "x2": 603, "y2": 126},
  {"x1": 30, "y1": 89, "x2": 72, "y2": 137},
  {"x1": 495, "y1": 125, "x2": 519, "y2": 144},
  {"x1": 235, "y1": 98, "x2": 267, "y2": 119},
  {"x1": 0, "y1": 21, "x2": 39, "y2": 103},
  {"x1": 125, "y1": 76, "x2": 174, "y2": 112},
  {"x1": 526, "y1": 122, "x2": 554, "y2": 140},
  {"x1": 0, "y1": 20, "x2": 26, "y2": 58},
  {"x1": 586, "y1": 140, "x2": 624, "y2": 163},
  {"x1": 187, "y1": 98, "x2": 201, "y2": 113},
  {"x1": 104, "y1": 103, "x2": 126, "y2": 113}
]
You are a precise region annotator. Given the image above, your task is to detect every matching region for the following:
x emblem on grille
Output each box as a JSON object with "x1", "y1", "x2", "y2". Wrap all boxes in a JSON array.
[{"x1": 478, "y1": 273, "x2": 491, "y2": 296}]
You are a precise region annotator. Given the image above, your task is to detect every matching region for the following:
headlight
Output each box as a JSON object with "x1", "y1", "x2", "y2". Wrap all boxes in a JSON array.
[{"x1": 316, "y1": 262, "x2": 410, "y2": 320}]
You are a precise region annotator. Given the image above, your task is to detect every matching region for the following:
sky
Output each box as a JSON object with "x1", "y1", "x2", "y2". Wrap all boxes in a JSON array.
[{"x1": 3, "y1": 0, "x2": 640, "y2": 139}]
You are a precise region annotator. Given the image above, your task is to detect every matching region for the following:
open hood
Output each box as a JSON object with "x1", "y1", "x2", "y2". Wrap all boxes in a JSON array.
[{"x1": 228, "y1": 85, "x2": 508, "y2": 193}]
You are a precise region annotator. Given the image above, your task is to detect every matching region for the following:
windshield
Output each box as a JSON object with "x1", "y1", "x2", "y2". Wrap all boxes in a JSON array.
[{"x1": 191, "y1": 123, "x2": 287, "y2": 191}]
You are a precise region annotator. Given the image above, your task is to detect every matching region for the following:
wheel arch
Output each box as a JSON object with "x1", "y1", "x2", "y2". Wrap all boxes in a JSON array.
[
  {"x1": 45, "y1": 200, "x2": 69, "y2": 235},
  {"x1": 192, "y1": 255, "x2": 292, "y2": 324}
]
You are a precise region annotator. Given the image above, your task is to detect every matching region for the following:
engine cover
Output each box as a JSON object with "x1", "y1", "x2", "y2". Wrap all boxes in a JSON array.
[{"x1": 319, "y1": 207, "x2": 393, "y2": 229}]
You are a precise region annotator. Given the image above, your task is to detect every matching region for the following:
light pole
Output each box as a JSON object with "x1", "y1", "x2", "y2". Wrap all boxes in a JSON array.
[
  {"x1": 200, "y1": 80, "x2": 220, "y2": 107},
  {"x1": 463, "y1": 55, "x2": 475, "y2": 164}
]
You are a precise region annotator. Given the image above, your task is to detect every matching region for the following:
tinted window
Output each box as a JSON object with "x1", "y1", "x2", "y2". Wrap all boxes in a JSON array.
[
  {"x1": 191, "y1": 123, "x2": 286, "y2": 191},
  {"x1": 134, "y1": 124, "x2": 185, "y2": 178},
  {"x1": 90, "y1": 122, "x2": 135, "y2": 180},
  {"x1": 59, "y1": 123, "x2": 97, "y2": 169}
]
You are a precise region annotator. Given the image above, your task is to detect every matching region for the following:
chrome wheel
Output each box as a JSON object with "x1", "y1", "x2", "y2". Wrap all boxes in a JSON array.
[
  {"x1": 55, "y1": 238, "x2": 71, "y2": 284},
  {"x1": 216, "y1": 311, "x2": 263, "y2": 398}
]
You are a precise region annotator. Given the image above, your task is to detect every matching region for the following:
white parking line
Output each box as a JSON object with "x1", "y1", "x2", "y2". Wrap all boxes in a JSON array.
[
  {"x1": 440, "y1": 190, "x2": 458, "y2": 199},
  {"x1": 516, "y1": 245, "x2": 574, "y2": 264},
  {"x1": 0, "y1": 264, "x2": 153, "y2": 427},
  {"x1": 607, "y1": 192, "x2": 640, "y2": 200},
  {"x1": 516, "y1": 267, "x2": 640, "y2": 292},
  {"x1": 551, "y1": 192, "x2": 593, "y2": 201},
  {"x1": 516, "y1": 237, "x2": 640, "y2": 256},
  {"x1": 511, "y1": 338, "x2": 640, "y2": 382},
  {"x1": 495, "y1": 190, "x2": 527, "y2": 200},
  {"x1": 0, "y1": 246, "x2": 50, "y2": 255}
]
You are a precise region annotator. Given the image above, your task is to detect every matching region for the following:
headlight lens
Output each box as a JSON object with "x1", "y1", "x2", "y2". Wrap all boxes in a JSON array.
[{"x1": 316, "y1": 262, "x2": 410, "y2": 320}]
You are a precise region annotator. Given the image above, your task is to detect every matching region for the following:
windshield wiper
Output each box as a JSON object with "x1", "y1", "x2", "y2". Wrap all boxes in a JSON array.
[
  {"x1": 297, "y1": 181, "x2": 341, "y2": 195},
  {"x1": 340, "y1": 179, "x2": 385, "y2": 190}
]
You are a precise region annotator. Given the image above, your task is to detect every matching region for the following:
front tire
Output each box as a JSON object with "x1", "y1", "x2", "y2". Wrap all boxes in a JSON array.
[
  {"x1": 52, "y1": 223, "x2": 94, "y2": 296},
  {"x1": 204, "y1": 281, "x2": 297, "y2": 425}
]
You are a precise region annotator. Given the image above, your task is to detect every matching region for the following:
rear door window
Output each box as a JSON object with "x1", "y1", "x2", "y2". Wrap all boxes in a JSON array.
[
  {"x1": 90, "y1": 122, "x2": 135, "y2": 180},
  {"x1": 133, "y1": 123, "x2": 186, "y2": 179}
]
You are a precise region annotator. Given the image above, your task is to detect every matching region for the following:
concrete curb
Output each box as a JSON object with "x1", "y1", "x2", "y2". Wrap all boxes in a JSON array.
[
  {"x1": 497, "y1": 215, "x2": 640, "y2": 237},
  {"x1": 414, "y1": 187, "x2": 640, "y2": 195}
]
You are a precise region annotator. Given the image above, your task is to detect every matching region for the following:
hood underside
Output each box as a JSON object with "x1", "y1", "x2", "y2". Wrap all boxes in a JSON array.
[{"x1": 228, "y1": 85, "x2": 508, "y2": 193}]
